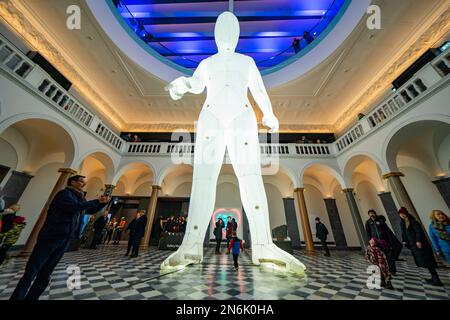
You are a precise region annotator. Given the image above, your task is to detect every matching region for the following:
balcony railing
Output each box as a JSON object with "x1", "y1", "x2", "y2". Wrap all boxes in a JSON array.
[
  {"x1": 1, "y1": 31, "x2": 448, "y2": 159},
  {"x1": 335, "y1": 46, "x2": 450, "y2": 153},
  {"x1": 0, "y1": 34, "x2": 123, "y2": 151}
]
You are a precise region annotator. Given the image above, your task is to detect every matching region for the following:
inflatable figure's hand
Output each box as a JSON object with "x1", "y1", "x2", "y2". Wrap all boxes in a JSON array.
[
  {"x1": 262, "y1": 113, "x2": 279, "y2": 133},
  {"x1": 165, "y1": 77, "x2": 189, "y2": 100}
]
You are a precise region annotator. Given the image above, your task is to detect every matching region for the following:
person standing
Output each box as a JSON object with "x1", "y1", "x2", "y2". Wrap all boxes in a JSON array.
[
  {"x1": 10, "y1": 175, "x2": 109, "y2": 300},
  {"x1": 214, "y1": 218, "x2": 224, "y2": 254},
  {"x1": 113, "y1": 217, "x2": 126, "y2": 244},
  {"x1": 231, "y1": 218, "x2": 238, "y2": 232},
  {"x1": 225, "y1": 216, "x2": 233, "y2": 249},
  {"x1": 429, "y1": 210, "x2": 450, "y2": 264},
  {"x1": 103, "y1": 218, "x2": 116, "y2": 244},
  {"x1": 228, "y1": 231, "x2": 244, "y2": 270},
  {"x1": 365, "y1": 209, "x2": 402, "y2": 274},
  {"x1": 315, "y1": 217, "x2": 330, "y2": 257},
  {"x1": 398, "y1": 207, "x2": 443, "y2": 286},
  {"x1": 128, "y1": 210, "x2": 147, "y2": 258},
  {"x1": 90, "y1": 211, "x2": 109, "y2": 249},
  {"x1": 366, "y1": 237, "x2": 394, "y2": 289}
]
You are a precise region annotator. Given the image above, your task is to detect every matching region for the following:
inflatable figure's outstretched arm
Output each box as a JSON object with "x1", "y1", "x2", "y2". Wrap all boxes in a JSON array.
[
  {"x1": 165, "y1": 60, "x2": 207, "y2": 100},
  {"x1": 248, "y1": 59, "x2": 279, "y2": 133}
]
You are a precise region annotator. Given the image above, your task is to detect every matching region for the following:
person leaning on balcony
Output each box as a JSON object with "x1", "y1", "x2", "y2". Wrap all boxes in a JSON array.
[{"x1": 10, "y1": 175, "x2": 110, "y2": 300}]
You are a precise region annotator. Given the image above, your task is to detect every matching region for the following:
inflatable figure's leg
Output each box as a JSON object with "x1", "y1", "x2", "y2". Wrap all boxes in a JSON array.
[
  {"x1": 161, "y1": 111, "x2": 226, "y2": 272},
  {"x1": 226, "y1": 111, "x2": 306, "y2": 275}
]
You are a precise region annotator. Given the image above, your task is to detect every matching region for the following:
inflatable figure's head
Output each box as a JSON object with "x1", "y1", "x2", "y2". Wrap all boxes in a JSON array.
[{"x1": 215, "y1": 11, "x2": 240, "y2": 53}]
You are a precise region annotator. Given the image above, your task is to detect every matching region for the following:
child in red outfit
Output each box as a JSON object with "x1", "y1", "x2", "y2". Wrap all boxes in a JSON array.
[{"x1": 228, "y1": 231, "x2": 244, "y2": 270}]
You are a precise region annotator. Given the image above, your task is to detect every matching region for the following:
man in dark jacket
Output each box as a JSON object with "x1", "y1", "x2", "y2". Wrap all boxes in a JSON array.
[
  {"x1": 10, "y1": 175, "x2": 109, "y2": 300},
  {"x1": 126, "y1": 210, "x2": 147, "y2": 258},
  {"x1": 90, "y1": 210, "x2": 109, "y2": 249},
  {"x1": 365, "y1": 209, "x2": 402, "y2": 274},
  {"x1": 315, "y1": 217, "x2": 330, "y2": 257}
]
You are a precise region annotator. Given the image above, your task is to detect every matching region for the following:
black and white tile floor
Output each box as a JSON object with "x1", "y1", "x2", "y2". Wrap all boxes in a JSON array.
[{"x1": 0, "y1": 245, "x2": 448, "y2": 300}]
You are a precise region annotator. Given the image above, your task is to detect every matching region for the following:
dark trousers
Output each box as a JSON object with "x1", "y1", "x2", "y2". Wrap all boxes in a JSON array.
[
  {"x1": 385, "y1": 250, "x2": 397, "y2": 274},
  {"x1": 320, "y1": 238, "x2": 330, "y2": 255},
  {"x1": 103, "y1": 231, "x2": 113, "y2": 244},
  {"x1": 215, "y1": 239, "x2": 222, "y2": 252},
  {"x1": 131, "y1": 236, "x2": 142, "y2": 256},
  {"x1": 113, "y1": 230, "x2": 123, "y2": 244},
  {"x1": 10, "y1": 238, "x2": 70, "y2": 300},
  {"x1": 126, "y1": 235, "x2": 134, "y2": 255},
  {"x1": 232, "y1": 254, "x2": 239, "y2": 268},
  {"x1": 226, "y1": 236, "x2": 232, "y2": 247},
  {"x1": 0, "y1": 244, "x2": 12, "y2": 265},
  {"x1": 90, "y1": 232, "x2": 103, "y2": 249}
]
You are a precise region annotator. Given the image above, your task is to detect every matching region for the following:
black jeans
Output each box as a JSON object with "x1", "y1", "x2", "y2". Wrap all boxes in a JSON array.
[
  {"x1": 90, "y1": 232, "x2": 103, "y2": 249},
  {"x1": 232, "y1": 254, "x2": 239, "y2": 268},
  {"x1": 103, "y1": 231, "x2": 113, "y2": 244},
  {"x1": 10, "y1": 238, "x2": 70, "y2": 300},
  {"x1": 320, "y1": 238, "x2": 330, "y2": 255},
  {"x1": 215, "y1": 239, "x2": 222, "y2": 252},
  {"x1": 113, "y1": 229, "x2": 123, "y2": 244},
  {"x1": 131, "y1": 236, "x2": 142, "y2": 256}
]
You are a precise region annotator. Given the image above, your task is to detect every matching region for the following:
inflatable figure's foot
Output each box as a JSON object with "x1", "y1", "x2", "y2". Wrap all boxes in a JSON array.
[
  {"x1": 252, "y1": 243, "x2": 306, "y2": 275},
  {"x1": 160, "y1": 243, "x2": 203, "y2": 274}
]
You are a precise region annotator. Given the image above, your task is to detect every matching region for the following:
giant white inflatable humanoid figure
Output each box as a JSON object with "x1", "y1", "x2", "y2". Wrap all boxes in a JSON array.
[{"x1": 162, "y1": 12, "x2": 306, "y2": 275}]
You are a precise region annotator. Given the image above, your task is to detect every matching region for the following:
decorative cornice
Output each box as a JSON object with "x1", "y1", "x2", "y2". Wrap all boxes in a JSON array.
[
  {"x1": 0, "y1": 0, "x2": 125, "y2": 130},
  {"x1": 58, "y1": 168, "x2": 78, "y2": 175},
  {"x1": 382, "y1": 172, "x2": 404, "y2": 180},
  {"x1": 334, "y1": 5, "x2": 450, "y2": 134}
]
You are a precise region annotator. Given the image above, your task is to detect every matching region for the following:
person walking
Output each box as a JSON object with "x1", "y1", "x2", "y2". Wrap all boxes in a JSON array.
[
  {"x1": 398, "y1": 207, "x2": 443, "y2": 286},
  {"x1": 315, "y1": 217, "x2": 330, "y2": 257},
  {"x1": 228, "y1": 231, "x2": 244, "y2": 270},
  {"x1": 429, "y1": 210, "x2": 450, "y2": 264},
  {"x1": 127, "y1": 210, "x2": 147, "y2": 258},
  {"x1": 366, "y1": 237, "x2": 394, "y2": 289},
  {"x1": 365, "y1": 209, "x2": 403, "y2": 274},
  {"x1": 214, "y1": 218, "x2": 224, "y2": 254},
  {"x1": 10, "y1": 175, "x2": 109, "y2": 300},
  {"x1": 90, "y1": 211, "x2": 109, "y2": 249}
]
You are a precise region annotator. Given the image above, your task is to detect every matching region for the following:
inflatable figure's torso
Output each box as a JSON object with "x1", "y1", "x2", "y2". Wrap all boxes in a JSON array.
[{"x1": 202, "y1": 52, "x2": 253, "y2": 127}]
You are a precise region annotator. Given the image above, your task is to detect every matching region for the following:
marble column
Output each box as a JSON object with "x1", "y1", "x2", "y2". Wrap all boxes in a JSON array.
[
  {"x1": 382, "y1": 172, "x2": 421, "y2": 222},
  {"x1": 0, "y1": 164, "x2": 10, "y2": 184},
  {"x1": 432, "y1": 177, "x2": 450, "y2": 209},
  {"x1": 294, "y1": 188, "x2": 314, "y2": 252},
  {"x1": 141, "y1": 185, "x2": 161, "y2": 249},
  {"x1": 283, "y1": 198, "x2": 301, "y2": 248},
  {"x1": 323, "y1": 198, "x2": 348, "y2": 249},
  {"x1": 378, "y1": 192, "x2": 402, "y2": 239},
  {"x1": 343, "y1": 188, "x2": 367, "y2": 251},
  {"x1": 20, "y1": 168, "x2": 77, "y2": 256}
]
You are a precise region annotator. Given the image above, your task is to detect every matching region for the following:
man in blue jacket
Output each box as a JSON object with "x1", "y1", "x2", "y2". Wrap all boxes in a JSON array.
[{"x1": 10, "y1": 175, "x2": 109, "y2": 300}]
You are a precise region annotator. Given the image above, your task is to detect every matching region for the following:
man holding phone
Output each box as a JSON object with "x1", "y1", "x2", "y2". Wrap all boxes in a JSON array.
[{"x1": 10, "y1": 175, "x2": 110, "y2": 300}]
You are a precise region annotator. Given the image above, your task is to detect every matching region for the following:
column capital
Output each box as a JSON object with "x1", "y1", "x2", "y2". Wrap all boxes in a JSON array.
[
  {"x1": 342, "y1": 188, "x2": 354, "y2": 193},
  {"x1": 58, "y1": 168, "x2": 77, "y2": 175},
  {"x1": 104, "y1": 184, "x2": 116, "y2": 189},
  {"x1": 382, "y1": 172, "x2": 404, "y2": 180},
  {"x1": 152, "y1": 185, "x2": 162, "y2": 191},
  {"x1": 323, "y1": 197, "x2": 336, "y2": 201},
  {"x1": 294, "y1": 188, "x2": 305, "y2": 193}
]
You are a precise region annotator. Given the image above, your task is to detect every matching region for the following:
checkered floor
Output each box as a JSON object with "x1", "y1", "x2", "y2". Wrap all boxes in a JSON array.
[{"x1": 0, "y1": 245, "x2": 449, "y2": 300}]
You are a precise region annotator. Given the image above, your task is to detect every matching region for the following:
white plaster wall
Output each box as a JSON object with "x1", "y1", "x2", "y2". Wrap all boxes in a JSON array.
[
  {"x1": 0, "y1": 137, "x2": 18, "y2": 169},
  {"x1": 304, "y1": 184, "x2": 334, "y2": 242}
]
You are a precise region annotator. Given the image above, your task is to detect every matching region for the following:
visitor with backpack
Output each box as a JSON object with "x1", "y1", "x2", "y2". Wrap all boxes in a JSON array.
[{"x1": 228, "y1": 231, "x2": 244, "y2": 270}]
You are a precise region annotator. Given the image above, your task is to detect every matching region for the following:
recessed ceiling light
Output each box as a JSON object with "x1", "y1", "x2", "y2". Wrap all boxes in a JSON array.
[
  {"x1": 87, "y1": 35, "x2": 94, "y2": 41},
  {"x1": 112, "y1": 70, "x2": 117, "y2": 73},
  {"x1": 344, "y1": 69, "x2": 350, "y2": 73},
  {"x1": 369, "y1": 34, "x2": 375, "y2": 40}
]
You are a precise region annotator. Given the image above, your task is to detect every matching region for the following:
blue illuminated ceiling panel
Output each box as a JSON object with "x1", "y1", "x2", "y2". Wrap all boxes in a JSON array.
[{"x1": 114, "y1": 0, "x2": 346, "y2": 70}]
